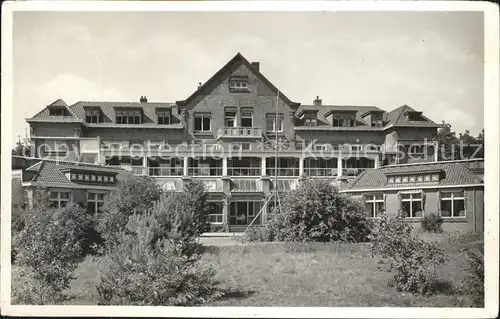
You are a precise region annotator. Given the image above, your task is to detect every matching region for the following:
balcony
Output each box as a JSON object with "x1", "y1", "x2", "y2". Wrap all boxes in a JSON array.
[
  {"x1": 342, "y1": 168, "x2": 365, "y2": 177},
  {"x1": 217, "y1": 127, "x2": 262, "y2": 139},
  {"x1": 266, "y1": 168, "x2": 300, "y2": 177},
  {"x1": 304, "y1": 168, "x2": 338, "y2": 177},
  {"x1": 148, "y1": 167, "x2": 184, "y2": 177},
  {"x1": 188, "y1": 167, "x2": 223, "y2": 176}
]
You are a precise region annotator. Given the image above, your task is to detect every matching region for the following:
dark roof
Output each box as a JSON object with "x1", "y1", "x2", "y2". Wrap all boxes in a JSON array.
[
  {"x1": 69, "y1": 101, "x2": 179, "y2": 126},
  {"x1": 176, "y1": 52, "x2": 300, "y2": 108},
  {"x1": 28, "y1": 98, "x2": 79, "y2": 121},
  {"x1": 347, "y1": 161, "x2": 483, "y2": 190},
  {"x1": 25, "y1": 159, "x2": 132, "y2": 186},
  {"x1": 12, "y1": 177, "x2": 27, "y2": 207},
  {"x1": 384, "y1": 104, "x2": 440, "y2": 127}
]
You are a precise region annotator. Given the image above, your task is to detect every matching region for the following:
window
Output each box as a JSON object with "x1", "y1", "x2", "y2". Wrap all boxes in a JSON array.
[
  {"x1": 157, "y1": 110, "x2": 171, "y2": 125},
  {"x1": 305, "y1": 119, "x2": 317, "y2": 126},
  {"x1": 408, "y1": 112, "x2": 423, "y2": 121},
  {"x1": 266, "y1": 114, "x2": 283, "y2": 132},
  {"x1": 208, "y1": 202, "x2": 224, "y2": 224},
  {"x1": 85, "y1": 109, "x2": 101, "y2": 123},
  {"x1": 87, "y1": 192, "x2": 105, "y2": 214},
  {"x1": 116, "y1": 110, "x2": 142, "y2": 124},
  {"x1": 408, "y1": 144, "x2": 425, "y2": 157},
  {"x1": 241, "y1": 109, "x2": 253, "y2": 127},
  {"x1": 229, "y1": 77, "x2": 249, "y2": 91},
  {"x1": 332, "y1": 115, "x2": 356, "y2": 127},
  {"x1": 351, "y1": 145, "x2": 362, "y2": 152},
  {"x1": 49, "y1": 191, "x2": 71, "y2": 208},
  {"x1": 49, "y1": 108, "x2": 64, "y2": 116},
  {"x1": 224, "y1": 111, "x2": 237, "y2": 127},
  {"x1": 401, "y1": 192, "x2": 423, "y2": 218},
  {"x1": 365, "y1": 194, "x2": 384, "y2": 217},
  {"x1": 371, "y1": 119, "x2": 383, "y2": 127},
  {"x1": 194, "y1": 113, "x2": 211, "y2": 132},
  {"x1": 440, "y1": 191, "x2": 465, "y2": 217}
]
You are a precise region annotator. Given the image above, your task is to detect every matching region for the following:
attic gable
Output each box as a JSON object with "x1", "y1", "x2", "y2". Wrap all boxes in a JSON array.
[{"x1": 176, "y1": 52, "x2": 300, "y2": 109}]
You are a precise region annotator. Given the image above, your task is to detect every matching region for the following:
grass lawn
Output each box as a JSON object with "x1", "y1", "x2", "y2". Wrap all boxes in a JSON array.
[{"x1": 12, "y1": 231, "x2": 482, "y2": 307}]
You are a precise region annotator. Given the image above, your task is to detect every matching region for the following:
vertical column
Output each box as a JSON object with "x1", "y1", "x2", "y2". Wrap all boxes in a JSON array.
[
  {"x1": 143, "y1": 156, "x2": 148, "y2": 175},
  {"x1": 298, "y1": 157, "x2": 304, "y2": 176},
  {"x1": 183, "y1": 156, "x2": 189, "y2": 176},
  {"x1": 222, "y1": 156, "x2": 228, "y2": 176},
  {"x1": 374, "y1": 155, "x2": 380, "y2": 169},
  {"x1": 337, "y1": 156, "x2": 343, "y2": 177},
  {"x1": 434, "y1": 140, "x2": 439, "y2": 162},
  {"x1": 223, "y1": 197, "x2": 229, "y2": 230},
  {"x1": 261, "y1": 156, "x2": 267, "y2": 176}
]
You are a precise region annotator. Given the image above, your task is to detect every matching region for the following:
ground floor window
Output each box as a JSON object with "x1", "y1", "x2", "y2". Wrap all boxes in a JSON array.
[
  {"x1": 229, "y1": 201, "x2": 262, "y2": 225},
  {"x1": 49, "y1": 190, "x2": 72, "y2": 208},
  {"x1": 401, "y1": 192, "x2": 423, "y2": 217},
  {"x1": 440, "y1": 191, "x2": 466, "y2": 217},
  {"x1": 364, "y1": 194, "x2": 384, "y2": 217},
  {"x1": 207, "y1": 201, "x2": 224, "y2": 224},
  {"x1": 87, "y1": 191, "x2": 105, "y2": 214}
]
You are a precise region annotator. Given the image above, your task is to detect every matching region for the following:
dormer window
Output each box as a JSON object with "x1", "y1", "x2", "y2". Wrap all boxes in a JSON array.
[
  {"x1": 116, "y1": 110, "x2": 142, "y2": 124},
  {"x1": 332, "y1": 115, "x2": 356, "y2": 127},
  {"x1": 303, "y1": 111, "x2": 318, "y2": 127},
  {"x1": 229, "y1": 76, "x2": 249, "y2": 92},
  {"x1": 49, "y1": 107, "x2": 65, "y2": 116},
  {"x1": 86, "y1": 109, "x2": 101, "y2": 123},
  {"x1": 406, "y1": 111, "x2": 424, "y2": 121},
  {"x1": 157, "y1": 110, "x2": 171, "y2": 125}
]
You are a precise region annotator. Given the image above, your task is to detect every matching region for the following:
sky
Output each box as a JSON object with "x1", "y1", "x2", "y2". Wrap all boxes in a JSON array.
[{"x1": 12, "y1": 10, "x2": 484, "y2": 146}]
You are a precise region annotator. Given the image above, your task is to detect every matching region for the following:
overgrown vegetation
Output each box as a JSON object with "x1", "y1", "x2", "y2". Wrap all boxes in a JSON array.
[
  {"x1": 244, "y1": 179, "x2": 371, "y2": 243},
  {"x1": 12, "y1": 203, "x2": 94, "y2": 304},
  {"x1": 369, "y1": 212, "x2": 448, "y2": 295},
  {"x1": 461, "y1": 247, "x2": 484, "y2": 307},
  {"x1": 420, "y1": 213, "x2": 444, "y2": 233},
  {"x1": 96, "y1": 175, "x2": 162, "y2": 248},
  {"x1": 95, "y1": 179, "x2": 223, "y2": 305}
]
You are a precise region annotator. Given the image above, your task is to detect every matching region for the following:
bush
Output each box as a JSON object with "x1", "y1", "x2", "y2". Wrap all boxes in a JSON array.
[
  {"x1": 241, "y1": 226, "x2": 273, "y2": 242},
  {"x1": 96, "y1": 175, "x2": 162, "y2": 248},
  {"x1": 262, "y1": 179, "x2": 371, "y2": 242},
  {"x1": 421, "y1": 213, "x2": 443, "y2": 233},
  {"x1": 461, "y1": 247, "x2": 484, "y2": 307},
  {"x1": 14, "y1": 204, "x2": 94, "y2": 303},
  {"x1": 12, "y1": 267, "x2": 71, "y2": 305},
  {"x1": 96, "y1": 211, "x2": 222, "y2": 305},
  {"x1": 370, "y1": 212, "x2": 448, "y2": 295}
]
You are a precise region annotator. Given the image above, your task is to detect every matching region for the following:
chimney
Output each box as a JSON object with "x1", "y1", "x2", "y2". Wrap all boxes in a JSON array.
[
  {"x1": 140, "y1": 96, "x2": 148, "y2": 103},
  {"x1": 251, "y1": 62, "x2": 260, "y2": 72},
  {"x1": 313, "y1": 96, "x2": 322, "y2": 106},
  {"x1": 198, "y1": 82, "x2": 202, "y2": 89}
]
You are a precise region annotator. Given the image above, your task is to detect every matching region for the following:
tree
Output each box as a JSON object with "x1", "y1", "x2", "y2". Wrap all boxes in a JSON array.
[
  {"x1": 459, "y1": 129, "x2": 484, "y2": 159},
  {"x1": 437, "y1": 121, "x2": 460, "y2": 161},
  {"x1": 96, "y1": 175, "x2": 162, "y2": 248},
  {"x1": 12, "y1": 138, "x2": 32, "y2": 157}
]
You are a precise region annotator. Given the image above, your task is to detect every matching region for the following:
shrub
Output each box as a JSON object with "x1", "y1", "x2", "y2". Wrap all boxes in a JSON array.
[
  {"x1": 96, "y1": 212, "x2": 222, "y2": 305},
  {"x1": 14, "y1": 204, "x2": 93, "y2": 302},
  {"x1": 96, "y1": 175, "x2": 162, "y2": 248},
  {"x1": 421, "y1": 213, "x2": 443, "y2": 233},
  {"x1": 263, "y1": 179, "x2": 371, "y2": 242},
  {"x1": 12, "y1": 267, "x2": 68, "y2": 305},
  {"x1": 461, "y1": 247, "x2": 484, "y2": 307},
  {"x1": 370, "y1": 212, "x2": 448, "y2": 294},
  {"x1": 241, "y1": 226, "x2": 273, "y2": 242}
]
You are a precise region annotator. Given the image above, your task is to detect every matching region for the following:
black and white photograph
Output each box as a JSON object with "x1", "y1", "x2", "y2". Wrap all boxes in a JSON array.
[{"x1": 1, "y1": 1, "x2": 498, "y2": 318}]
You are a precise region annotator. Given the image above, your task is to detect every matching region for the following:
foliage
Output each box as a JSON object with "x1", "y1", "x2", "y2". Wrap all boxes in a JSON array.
[
  {"x1": 437, "y1": 121, "x2": 484, "y2": 161},
  {"x1": 241, "y1": 226, "x2": 274, "y2": 243},
  {"x1": 96, "y1": 216, "x2": 222, "y2": 305},
  {"x1": 12, "y1": 138, "x2": 32, "y2": 157},
  {"x1": 12, "y1": 267, "x2": 68, "y2": 305},
  {"x1": 14, "y1": 204, "x2": 94, "y2": 302},
  {"x1": 420, "y1": 213, "x2": 444, "y2": 233},
  {"x1": 461, "y1": 247, "x2": 484, "y2": 307},
  {"x1": 369, "y1": 212, "x2": 448, "y2": 295},
  {"x1": 259, "y1": 179, "x2": 371, "y2": 243},
  {"x1": 96, "y1": 175, "x2": 162, "y2": 248}
]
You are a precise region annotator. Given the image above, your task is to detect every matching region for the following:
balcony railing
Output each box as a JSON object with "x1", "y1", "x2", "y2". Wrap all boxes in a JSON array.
[
  {"x1": 304, "y1": 168, "x2": 338, "y2": 177},
  {"x1": 217, "y1": 127, "x2": 262, "y2": 139},
  {"x1": 188, "y1": 167, "x2": 223, "y2": 176},
  {"x1": 148, "y1": 167, "x2": 184, "y2": 177},
  {"x1": 266, "y1": 168, "x2": 300, "y2": 177},
  {"x1": 227, "y1": 167, "x2": 261, "y2": 176},
  {"x1": 131, "y1": 166, "x2": 146, "y2": 175}
]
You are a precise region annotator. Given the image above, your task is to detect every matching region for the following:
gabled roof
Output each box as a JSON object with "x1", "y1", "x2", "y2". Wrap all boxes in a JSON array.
[
  {"x1": 69, "y1": 101, "x2": 179, "y2": 126},
  {"x1": 28, "y1": 98, "x2": 79, "y2": 121},
  {"x1": 176, "y1": 52, "x2": 300, "y2": 108},
  {"x1": 347, "y1": 161, "x2": 483, "y2": 191},
  {"x1": 384, "y1": 104, "x2": 440, "y2": 128},
  {"x1": 24, "y1": 159, "x2": 132, "y2": 186}
]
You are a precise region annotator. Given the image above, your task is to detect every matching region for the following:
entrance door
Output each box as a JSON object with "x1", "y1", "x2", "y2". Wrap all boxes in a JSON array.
[{"x1": 229, "y1": 201, "x2": 262, "y2": 226}]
